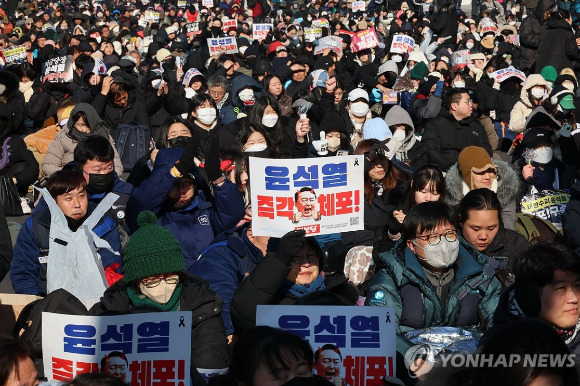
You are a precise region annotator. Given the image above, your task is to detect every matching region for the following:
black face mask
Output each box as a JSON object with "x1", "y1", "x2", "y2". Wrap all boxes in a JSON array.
[
  {"x1": 211, "y1": 26, "x2": 222, "y2": 36},
  {"x1": 164, "y1": 57, "x2": 176, "y2": 70},
  {"x1": 87, "y1": 171, "x2": 115, "y2": 194},
  {"x1": 168, "y1": 136, "x2": 191, "y2": 148},
  {"x1": 66, "y1": 213, "x2": 88, "y2": 232},
  {"x1": 246, "y1": 57, "x2": 257, "y2": 68}
]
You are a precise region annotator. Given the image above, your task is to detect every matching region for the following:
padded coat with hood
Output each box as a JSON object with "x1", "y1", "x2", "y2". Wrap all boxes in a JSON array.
[
  {"x1": 41, "y1": 103, "x2": 124, "y2": 177},
  {"x1": 383, "y1": 105, "x2": 428, "y2": 168},
  {"x1": 365, "y1": 239, "x2": 502, "y2": 355},
  {"x1": 536, "y1": 16, "x2": 580, "y2": 74},
  {"x1": 519, "y1": 0, "x2": 553, "y2": 71},
  {"x1": 219, "y1": 74, "x2": 264, "y2": 127},
  {"x1": 509, "y1": 74, "x2": 551, "y2": 134},
  {"x1": 445, "y1": 159, "x2": 523, "y2": 230}
]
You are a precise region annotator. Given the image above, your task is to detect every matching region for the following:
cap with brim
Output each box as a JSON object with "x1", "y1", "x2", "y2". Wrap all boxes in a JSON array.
[
  {"x1": 481, "y1": 35, "x2": 495, "y2": 50},
  {"x1": 348, "y1": 88, "x2": 369, "y2": 102},
  {"x1": 470, "y1": 53, "x2": 486, "y2": 61},
  {"x1": 560, "y1": 94, "x2": 576, "y2": 110}
]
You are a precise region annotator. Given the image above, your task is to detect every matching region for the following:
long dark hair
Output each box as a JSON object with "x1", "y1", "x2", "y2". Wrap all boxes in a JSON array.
[
  {"x1": 157, "y1": 117, "x2": 194, "y2": 149},
  {"x1": 235, "y1": 123, "x2": 276, "y2": 157},
  {"x1": 246, "y1": 95, "x2": 285, "y2": 150},
  {"x1": 409, "y1": 164, "x2": 446, "y2": 208}
]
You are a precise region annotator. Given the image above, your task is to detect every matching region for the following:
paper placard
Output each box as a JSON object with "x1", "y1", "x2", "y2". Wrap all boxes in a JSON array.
[
  {"x1": 207, "y1": 37, "x2": 239, "y2": 55},
  {"x1": 314, "y1": 35, "x2": 343, "y2": 56},
  {"x1": 389, "y1": 34, "x2": 414, "y2": 54},
  {"x1": 352, "y1": 1, "x2": 366, "y2": 12},
  {"x1": 351, "y1": 28, "x2": 379, "y2": 53},
  {"x1": 252, "y1": 23, "x2": 272, "y2": 40}
]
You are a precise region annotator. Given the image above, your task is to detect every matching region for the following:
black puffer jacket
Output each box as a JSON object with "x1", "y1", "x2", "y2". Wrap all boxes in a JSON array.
[
  {"x1": 422, "y1": 109, "x2": 492, "y2": 172},
  {"x1": 431, "y1": 9, "x2": 458, "y2": 41},
  {"x1": 0, "y1": 70, "x2": 25, "y2": 135},
  {"x1": 536, "y1": 16, "x2": 580, "y2": 73},
  {"x1": 519, "y1": 0, "x2": 553, "y2": 71},
  {"x1": 89, "y1": 273, "x2": 230, "y2": 383}
]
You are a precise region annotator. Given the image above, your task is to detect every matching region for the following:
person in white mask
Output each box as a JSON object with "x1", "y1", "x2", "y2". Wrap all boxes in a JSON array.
[
  {"x1": 89, "y1": 210, "x2": 230, "y2": 378},
  {"x1": 518, "y1": 127, "x2": 561, "y2": 192},
  {"x1": 509, "y1": 74, "x2": 551, "y2": 134},
  {"x1": 365, "y1": 201, "x2": 502, "y2": 377},
  {"x1": 347, "y1": 88, "x2": 371, "y2": 150}
]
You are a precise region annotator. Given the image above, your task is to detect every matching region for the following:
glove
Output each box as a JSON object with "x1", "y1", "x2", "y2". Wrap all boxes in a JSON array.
[
  {"x1": 312, "y1": 131, "x2": 329, "y2": 156},
  {"x1": 275, "y1": 229, "x2": 306, "y2": 266},
  {"x1": 174, "y1": 134, "x2": 201, "y2": 176},
  {"x1": 205, "y1": 129, "x2": 223, "y2": 181},
  {"x1": 433, "y1": 80, "x2": 444, "y2": 98}
]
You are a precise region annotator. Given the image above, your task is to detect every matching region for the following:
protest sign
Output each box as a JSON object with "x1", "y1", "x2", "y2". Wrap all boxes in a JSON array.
[
  {"x1": 2, "y1": 45, "x2": 27, "y2": 65},
  {"x1": 222, "y1": 19, "x2": 237, "y2": 33},
  {"x1": 351, "y1": 28, "x2": 379, "y2": 53},
  {"x1": 186, "y1": 22, "x2": 201, "y2": 37},
  {"x1": 389, "y1": 34, "x2": 414, "y2": 54},
  {"x1": 304, "y1": 27, "x2": 323, "y2": 43},
  {"x1": 252, "y1": 23, "x2": 272, "y2": 40},
  {"x1": 249, "y1": 156, "x2": 364, "y2": 237},
  {"x1": 178, "y1": 0, "x2": 187, "y2": 7},
  {"x1": 144, "y1": 11, "x2": 160, "y2": 22},
  {"x1": 491, "y1": 68, "x2": 526, "y2": 83},
  {"x1": 339, "y1": 29, "x2": 355, "y2": 36},
  {"x1": 480, "y1": 17, "x2": 498, "y2": 34},
  {"x1": 382, "y1": 90, "x2": 398, "y2": 104},
  {"x1": 352, "y1": 1, "x2": 366, "y2": 12},
  {"x1": 451, "y1": 49, "x2": 471, "y2": 71},
  {"x1": 42, "y1": 55, "x2": 73, "y2": 84},
  {"x1": 314, "y1": 36, "x2": 343, "y2": 55},
  {"x1": 202, "y1": 0, "x2": 214, "y2": 7},
  {"x1": 313, "y1": 18, "x2": 329, "y2": 27},
  {"x1": 43, "y1": 312, "x2": 193, "y2": 384},
  {"x1": 257, "y1": 305, "x2": 396, "y2": 384},
  {"x1": 207, "y1": 37, "x2": 239, "y2": 55},
  {"x1": 520, "y1": 189, "x2": 570, "y2": 230}
]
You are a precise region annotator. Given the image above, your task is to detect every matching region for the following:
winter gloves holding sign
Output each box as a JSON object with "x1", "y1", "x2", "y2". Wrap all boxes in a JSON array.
[{"x1": 172, "y1": 129, "x2": 225, "y2": 185}]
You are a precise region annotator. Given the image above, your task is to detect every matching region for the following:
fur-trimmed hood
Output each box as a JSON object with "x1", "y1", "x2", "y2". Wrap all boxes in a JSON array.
[{"x1": 445, "y1": 159, "x2": 522, "y2": 207}]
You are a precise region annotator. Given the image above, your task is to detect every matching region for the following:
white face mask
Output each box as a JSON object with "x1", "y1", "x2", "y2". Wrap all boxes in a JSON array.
[
  {"x1": 238, "y1": 88, "x2": 254, "y2": 102},
  {"x1": 112, "y1": 26, "x2": 120, "y2": 34},
  {"x1": 391, "y1": 54, "x2": 402, "y2": 63},
  {"x1": 327, "y1": 136, "x2": 341, "y2": 152},
  {"x1": 151, "y1": 79, "x2": 162, "y2": 90},
  {"x1": 453, "y1": 81, "x2": 466, "y2": 88},
  {"x1": 392, "y1": 129, "x2": 406, "y2": 140},
  {"x1": 139, "y1": 281, "x2": 178, "y2": 304},
  {"x1": 466, "y1": 42, "x2": 474, "y2": 49},
  {"x1": 350, "y1": 101, "x2": 369, "y2": 117},
  {"x1": 184, "y1": 88, "x2": 196, "y2": 99},
  {"x1": 414, "y1": 238, "x2": 459, "y2": 269},
  {"x1": 530, "y1": 87, "x2": 545, "y2": 100},
  {"x1": 245, "y1": 143, "x2": 268, "y2": 152},
  {"x1": 261, "y1": 114, "x2": 279, "y2": 127},
  {"x1": 533, "y1": 146, "x2": 553, "y2": 164},
  {"x1": 196, "y1": 107, "x2": 217, "y2": 125}
]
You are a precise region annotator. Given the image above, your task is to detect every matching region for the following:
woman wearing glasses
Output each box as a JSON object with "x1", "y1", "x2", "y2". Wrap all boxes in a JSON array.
[
  {"x1": 445, "y1": 146, "x2": 522, "y2": 230},
  {"x1": 90, "y1": 210, "x2": 230, "y2": 381},
  {"x1": 365, "y1": 201, "x2": 502, "y2": 379}
]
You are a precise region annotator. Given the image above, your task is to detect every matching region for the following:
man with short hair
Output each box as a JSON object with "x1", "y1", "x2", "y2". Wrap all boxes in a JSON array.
[
  {"x1": 422, "y1": 87, "x2": 492, "y2": 171},
  {"x1": 314, "y1": 344, "x2": 347, "y2": 385},
  {"x1": 101, "y1": 351, "x2": 130, "y2": 383},
  {"x1": 292, "y1": 187, "x2": 321, "y2": 223}
]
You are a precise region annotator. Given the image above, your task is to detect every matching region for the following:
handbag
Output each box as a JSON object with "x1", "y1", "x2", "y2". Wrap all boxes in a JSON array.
[{"x1": 0, "y1": 175, "x2": 23, "y2": 216}]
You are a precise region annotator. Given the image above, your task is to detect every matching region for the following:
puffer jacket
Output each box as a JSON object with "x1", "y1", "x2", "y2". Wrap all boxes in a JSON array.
[
  {"x1": 422, "y1": 109, "x2": 492, "y2": 171},
  {"x1": 536, "y1": 16, "x2": 580, "y2": 74},
  {"x1": 509, "y1": 74, "x2": 552, "y2": 134},
  {"x1": 365, "y1": 238, "x2": 502, "y2": 355},
  {"x1": 219, "y1": 74, "x2": 264, "y2": 127},
  {"x1": 41, "y1": 104, "x2": 124, "y2": 177},
  {"x1": 445, "y1": 159, "x2": 523, "y2": 230},
  {"x1": 0, "y1": 70, "x2": 25, "y2": 135},
  {"x1": 519, "y1": 0, "x2": 553, "y2": 71}
]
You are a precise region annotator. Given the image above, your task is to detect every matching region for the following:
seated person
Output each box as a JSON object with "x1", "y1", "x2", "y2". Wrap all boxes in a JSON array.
[
  {"x1": 494, "y1": 243, "x2": 580, "y2": 357},
  {"x1": 10, "y1": 170, "x2": 123, "y2": 296},
  {"x1": 365, "y1": 201, "x2": 502, "y2": 372}
]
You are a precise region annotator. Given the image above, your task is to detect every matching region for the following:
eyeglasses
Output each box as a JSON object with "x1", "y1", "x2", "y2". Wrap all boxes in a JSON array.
[
  {"x1": 461, "y1": 99, "x2": 473, "y2": 105},
  {"x1": 292, "y1": 68, "x2": 306, "y2": 74},
  {"x1": 141, "y1": 274, "x2": 180, "y2": 288},
  {"x1": 210, "y1": 90, "x2": 225, "y2": 98},
  {"x1": 415, "y1": 230, "x2": 458, "y2": 246},
  {"x1": 473, "y1": 168, "x2": 497, "y2": 176},
  {"x1": 292, "y1": 253, "x2": 318, "y2": 265}
]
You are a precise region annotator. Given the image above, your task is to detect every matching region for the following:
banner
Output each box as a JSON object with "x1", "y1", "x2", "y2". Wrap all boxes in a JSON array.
[
  {"x1": 490, "y1": 68, "x2": 526, "y2": 83},
  {"x1": 480, "y1": 17, "x2": 498, "y2": 35},
  {"x1": 177, "y1": 0, "x2": 187, "y2": 7},
  {"x1": 207, "y1": 37, "x2": 239, "y2": 55},
  {"x1": 257, "y1": 305, "x2": 396, "y2": 385},
  {"x1": 352, "y1": 1, "x2": 366, "y2": 12},
  {"x1": 144, "y1": 11, "x2": 160, "y2": 23},
  {"x1": 351, "y1": 28, "x2": 379, "y2": 53},
  {"x1": 451, "y1": 49, "x2": 471, "y2": 71},
  {"x1": 249, "y1": 156, "x2": 364, "y2": 237},
  {"x1": 42, "y1": 312, "x2": 192, "y2": 385},
  {"x1": 2, "y1": 45, "x2": 27, "y2": 64},
  {"x1": 314, "y1": 36, "x2": 343, "y2": 55},
  {"x1": 389, "y1": 34, "x2": 414, "y2": 54},
  {"x1": 222, "y1": 19, "x2": 237, "y2": 33},
  {"x1": 252, "y1": 23, "x2": 272, "y2": 40},
  {"x1": 42, "y1": 55, "x2": 73, "y2": 84},
  {"x1": 304, "y1": 27, "x2": 323, "y2": 43},
  {"x1": 186, "y1": 22, "x2": 201, "y2": 37},
  {"x1": 520, "y1": 189, "x2": 570, "y2": 230},
  {"x1": 202, "y1": 0, "x2": 214, "y2": 7}
]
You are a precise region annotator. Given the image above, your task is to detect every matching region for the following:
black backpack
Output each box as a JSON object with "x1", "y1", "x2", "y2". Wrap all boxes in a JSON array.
[{"x1": 114, "y1": 122, "x2": 151, "y2": 172}]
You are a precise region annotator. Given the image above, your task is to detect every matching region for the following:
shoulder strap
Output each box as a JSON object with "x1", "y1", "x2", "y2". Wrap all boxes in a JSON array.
[{"x1": 517, "y1": 213, "x2": 541, "y2": 241}]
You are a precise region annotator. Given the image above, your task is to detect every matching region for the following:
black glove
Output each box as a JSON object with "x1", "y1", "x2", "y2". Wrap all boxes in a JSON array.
[
  {"x1": 275, "y1": 229, "x2": 306, "y2": 266},
  {"x1": 174, "y1": 135, "x2": 201, "y2": 176},
  {"x1": 205, "y1": 129, "x2": 223, "y2": 181}
]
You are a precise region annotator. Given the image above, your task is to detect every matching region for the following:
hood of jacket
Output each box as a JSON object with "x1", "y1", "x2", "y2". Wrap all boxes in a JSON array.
[
  {"x1": 445, "y1": 159, "x2": 522, "y2": 207},
  {"x1": 384, "y1": 104, "x2": 415, "y2": 131},
  {"x1": 231, "y1": 74, "x2": 264, "y2": 107},
  {"x1": 519, "y1": 74, "x2": 551, "y2": 107},
  {"x1": 546, "y1": 16, "x2": 573, "y2": 30},
  {"x1": 66, "y1": 103, "x2": 110, "y2": 136},
  {"x1": 534, "y1": 0, "x2": 557, "y2": 22},
  {"x1": 0, "y1": 69, "x2": 20, "y2": 97}
]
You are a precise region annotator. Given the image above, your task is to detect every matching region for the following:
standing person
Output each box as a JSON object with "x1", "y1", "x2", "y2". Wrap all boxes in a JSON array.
[
  {"x1": 536, "y1": 10, "x2": 580, "y2": 74},
  {"x1": 519, "y1": 0, "x2": 558, "y2": 73}
]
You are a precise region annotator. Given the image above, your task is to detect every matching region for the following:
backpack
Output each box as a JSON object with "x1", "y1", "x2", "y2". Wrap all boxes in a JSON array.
[
  {"x1": 515, "y1": 213, "x2": 559, "y2": 243},
  {"x1": 13, "y1": 289, "x2": 88, "y2": 361},
  {"x1": 114, "y1": 122, "x2": 151, "y2": 172}
]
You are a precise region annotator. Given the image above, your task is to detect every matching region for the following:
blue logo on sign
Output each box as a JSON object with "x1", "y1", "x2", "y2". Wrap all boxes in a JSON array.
[{"x1": 374, "y1": 291, "x2": 384, "y2": 300}]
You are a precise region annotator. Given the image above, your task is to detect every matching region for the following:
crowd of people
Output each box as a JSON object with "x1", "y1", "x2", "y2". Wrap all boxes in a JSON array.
[{"x1": 2, "y1": 0, "x2": 580, "y2": 384}]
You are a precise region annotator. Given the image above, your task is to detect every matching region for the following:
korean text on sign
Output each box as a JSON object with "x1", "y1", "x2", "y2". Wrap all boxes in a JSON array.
[
  {"x1": 42, "y1": 312, "x2": 192, "y2": 386},
  {"x1": 257, "y1": 305, "x2": 396, "y2": 386},
  {"x1": 207, "y1": 37, "x2": 239, "y2": 55},
  {"x1": 252, "y1": 24, "x2": 273, "y2": 40},
  {"x1": 351, "y1": 28, "x2": 380, "y2": 53},
  {"x1": 389, "y1": 35, "x2": 415, "y2": 54}
]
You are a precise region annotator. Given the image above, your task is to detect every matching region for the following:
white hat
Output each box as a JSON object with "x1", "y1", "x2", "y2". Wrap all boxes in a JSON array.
[
  {"x1": 348, "y1": 88, "x2": 369, "y2": 102},
  {"x1": 378, "y1": 60, "x2": 398, "y2": 76},
  {"x1": 166, "y1": 25, "x2": 178, "y2": 35},
  {"x1": 156, "y1": 48, "x2": 172, "y2": 62}
]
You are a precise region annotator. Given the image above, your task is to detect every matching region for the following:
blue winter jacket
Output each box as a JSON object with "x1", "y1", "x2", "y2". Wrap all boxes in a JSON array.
[
  {"x1": 194, "y1": 223, "x2": 264, "y2": 335},
  {"x1": 126, "y1": 148, "x2": 246, "y2": 271},
  {"x1": 10, "y1": 205, "x2": 123, "y2": 296}
]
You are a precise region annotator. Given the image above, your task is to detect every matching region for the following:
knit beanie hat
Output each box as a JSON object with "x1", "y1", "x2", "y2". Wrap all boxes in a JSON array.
[
  {"x1": 123, "y1": 211, "x2": 185, "y2": 283},
  {"x1": 410, "y1": 61, "x2": 428, "y2": 80},
  {"x1": 457, "y1": 146, "x2": 497, "y2": 187},
  {"x1": 540, "y1": 65, "x2": 558, "y2": 83},
  {"x1": 363, "y1": 118, "x2": 392, "y2": 141}
]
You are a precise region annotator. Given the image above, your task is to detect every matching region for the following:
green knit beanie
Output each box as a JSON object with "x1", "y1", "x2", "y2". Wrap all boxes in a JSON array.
[
  {"x1": 123, "y1": 211, "x2": 185, "y2": 283},
  {"x1": 410, "y1": 61, "x2": 428, "y2": 80}
]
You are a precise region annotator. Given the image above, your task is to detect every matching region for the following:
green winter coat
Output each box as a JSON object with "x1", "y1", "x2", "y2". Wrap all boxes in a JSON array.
[{"x1": 365, "y1": 238, "x2": 502, "y2": 355}]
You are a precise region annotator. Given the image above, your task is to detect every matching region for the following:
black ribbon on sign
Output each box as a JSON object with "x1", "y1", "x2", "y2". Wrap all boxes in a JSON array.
[
  {"x1": 354, "y1": 158, "x2": 359, "y2": 166},
  {"x1": 386, "y1": 312, "x2": 391, "y2": 324},
  {"x1": 179, "y1": 316, "x2": 185, "y2": 327}
]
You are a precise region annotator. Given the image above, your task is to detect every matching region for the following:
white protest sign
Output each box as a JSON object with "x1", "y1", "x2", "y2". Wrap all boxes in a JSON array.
[
  {"x1": 491, "y1": 68, "x2": 526, "y2": 83},
  {"x1": 389, "y1": 34, "x2": 414, "y2": 54},
  {"x1": 222, "y1": 19, "x2": 237, "y2": 33},
  {"x1": 207, "y1": 36, "x2": 239, "y2": 55},
  {"x1": 480, "y1": 17, "x2": 498, "y2": 34},
  {"x1": 257, "y1": 305, "x2": 396, "y2": 384},
  {"x1": 202, "y1": 0, "x2": 213, "y2": 7},
  {"x1": 144, "y1": 11, "x2": 160, "y2": 22},
  {"x1": 252, "y1": 23, "x2": 272, "y2": 40},
  {"x1": 249, "y1": 156, "x2": 364, "y2": 237},
  {"x1": 304, "y1": 27, "x2": 323, "y2": 43},
  {"x1": 314, "y1": 36, "x2": 343, "y2": 55},
  {"x1": 312, "y1": 18, "x2": 329, "y2": 27},
  {"x1": 352, "y1": 1, "x2": 366, "y2": 12},
  {"x1": 178, "y1": 0, "x2": 187, "y2": 7},
  {"x1": 43, "y1": 312, "x2": 192, "y2": 384},
  {"x1": 451, "y1": 49, "x2": 471, "y2": 71}
]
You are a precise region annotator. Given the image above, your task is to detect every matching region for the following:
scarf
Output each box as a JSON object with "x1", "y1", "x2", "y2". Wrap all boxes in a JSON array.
[
  {"x1": 216, "y1": 93, "x2": 229, "y2": 110},
  {"x1": 126, "y1": 284, "x2": 183, "y2": 311},
  {"x1": 282, "y1": 274, "x2": 326, "y2": 299},
  {"x1": 394, "y1": 134, "x2": 417, "y2": 162}
]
